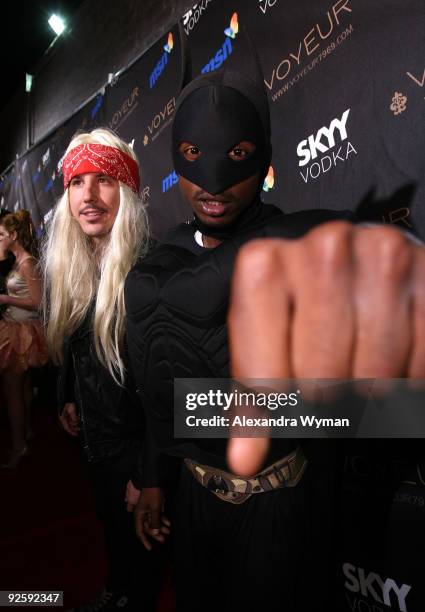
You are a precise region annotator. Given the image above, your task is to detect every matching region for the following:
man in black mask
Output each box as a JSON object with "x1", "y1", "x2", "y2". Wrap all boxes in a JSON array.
[
  {"x1": 170, "y1": 70, "x2": 275, "y2": 247},
  {"x1": 125, "y1": 67, "x2": 350, "y2": 612},
  {"x1": 166, "y1": 68, "x2": 343, "y2": 251}
]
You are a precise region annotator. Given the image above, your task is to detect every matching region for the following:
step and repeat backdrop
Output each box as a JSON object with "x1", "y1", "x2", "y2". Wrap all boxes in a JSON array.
[
  {"x1": 1, "y1": 0, "x2": 424, "y2": 241},
  {"x1": 1, "y1": 2, "x2": 424, "y2": 609}
]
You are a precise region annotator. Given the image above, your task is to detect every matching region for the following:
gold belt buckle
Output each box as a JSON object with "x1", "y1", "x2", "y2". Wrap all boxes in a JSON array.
[{"x1": 184, "y1": 447, "x2": 307, "y2": 505}]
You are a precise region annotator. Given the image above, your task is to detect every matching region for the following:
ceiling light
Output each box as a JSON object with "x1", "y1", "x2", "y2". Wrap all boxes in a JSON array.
[
  {"x1": 25, "y1": 74, "x2": 33, "y2": 93},
  {"x1": 48, "y1": 14, "x2": 66, "y2": 36}
]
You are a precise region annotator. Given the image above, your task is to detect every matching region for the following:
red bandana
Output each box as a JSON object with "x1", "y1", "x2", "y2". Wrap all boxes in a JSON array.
[{"x1": 62, "y1": 143, "x2": 140, "y2": 193}]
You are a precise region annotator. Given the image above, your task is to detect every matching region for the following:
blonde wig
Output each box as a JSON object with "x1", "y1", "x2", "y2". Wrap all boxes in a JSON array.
[{"x1": 43, "y1": 128, "x2": 149, "y2": 383}]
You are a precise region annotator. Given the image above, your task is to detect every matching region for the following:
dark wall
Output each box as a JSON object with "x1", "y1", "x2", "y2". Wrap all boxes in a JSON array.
[{"x1": 0, "y1": 0, "x2": 194, "y2": 172}]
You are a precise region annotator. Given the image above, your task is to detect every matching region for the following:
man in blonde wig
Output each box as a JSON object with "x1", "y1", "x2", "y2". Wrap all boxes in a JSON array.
[{"x1": 43, "y1": 128, "x2": 165, "y2": 612}]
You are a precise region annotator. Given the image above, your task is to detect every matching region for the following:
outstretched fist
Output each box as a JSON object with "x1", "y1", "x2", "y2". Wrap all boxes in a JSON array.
[{"x1": 227, "y1": 222, "x2": 424, "y2": 475}]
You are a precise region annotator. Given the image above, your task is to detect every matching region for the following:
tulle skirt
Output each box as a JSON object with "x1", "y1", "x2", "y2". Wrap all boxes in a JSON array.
[{"x1": 0, "y1": 318, "x2": 49, "y2": 373}]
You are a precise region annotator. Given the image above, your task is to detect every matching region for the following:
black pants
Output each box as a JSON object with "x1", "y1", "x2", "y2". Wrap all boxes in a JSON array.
[
  {"x1": 173, "y1": 452, "x2": 337, "y2": 612},
  {"x1": 88, "y1": 451, "x2": 166, "y2": 610}
]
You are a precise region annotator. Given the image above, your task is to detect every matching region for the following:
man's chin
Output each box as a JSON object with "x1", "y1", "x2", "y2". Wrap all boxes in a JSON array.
[
  {"x1": 195, "y1": 211, "x2": 234, "y2": 228},
  {"x1": 81, "y1": 224, "x2": 109, "y2": 239}
]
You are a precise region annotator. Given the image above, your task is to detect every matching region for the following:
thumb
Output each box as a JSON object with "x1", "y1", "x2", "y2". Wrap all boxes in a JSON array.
[
  {"x1": 227, "y1": 436, "x2": 269, "y2": 477},
  {"x1": 149, "y1": 511, "x2": 161, "y2": 533}
]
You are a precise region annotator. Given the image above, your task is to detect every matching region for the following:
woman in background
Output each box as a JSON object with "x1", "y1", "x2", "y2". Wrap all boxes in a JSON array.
[{"x1": 0, "y1": 209, "x2": 48, "y2": 468}]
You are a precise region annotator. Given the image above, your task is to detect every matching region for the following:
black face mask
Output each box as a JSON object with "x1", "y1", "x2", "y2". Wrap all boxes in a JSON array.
[
  {"x1": 172, "y1": 84, "x2": 269, "y2": 195},
  {"x1": 172, "y1": 69, "x2": 273, "y2": 238},
  {"x1": 172, "y1": 71, "x2": 271, "y2": 195}
]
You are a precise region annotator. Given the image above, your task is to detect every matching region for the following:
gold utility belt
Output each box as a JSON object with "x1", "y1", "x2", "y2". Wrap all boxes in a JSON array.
[{"x1": 184, "y1": 445, "x2": 307, "y2": 505}]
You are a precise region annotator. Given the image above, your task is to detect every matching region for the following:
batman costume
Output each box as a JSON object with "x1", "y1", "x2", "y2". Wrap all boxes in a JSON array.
[{"x1": 125, "y1": 67, "x2": 351, "y2": 612}]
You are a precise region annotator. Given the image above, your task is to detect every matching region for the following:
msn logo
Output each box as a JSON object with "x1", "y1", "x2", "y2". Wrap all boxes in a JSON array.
[{"x1": 162, "y1": 170, "x2": 178, "y2": 193}]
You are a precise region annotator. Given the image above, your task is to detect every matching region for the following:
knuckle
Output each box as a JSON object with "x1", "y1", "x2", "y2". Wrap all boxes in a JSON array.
[
  {"x1": 358, "y1": 226, "x2": 412, "y2": 280},
  {"x1": 235, "y1": 239, "x2": 285, "y2": 288},
  {"x1": 306, "y1": 222, "x2": 353, "y2": 275}
]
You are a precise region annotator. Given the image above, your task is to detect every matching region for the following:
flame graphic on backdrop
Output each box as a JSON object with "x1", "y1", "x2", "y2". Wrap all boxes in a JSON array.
[
  {"x1": 164, "y1": 32, "x2": 174, "y2": 53},
  {"x1": 224, "y1": 12, "x2": 239, "y2": 39},
  {"x1": 262, "y1": 166, "x2": 275, "y2": 192}
]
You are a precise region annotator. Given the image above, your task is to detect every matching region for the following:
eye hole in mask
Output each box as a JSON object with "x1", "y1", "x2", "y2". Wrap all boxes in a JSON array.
[{"x1": 179, "y1": 141, "x2": 256, "y2": 163}]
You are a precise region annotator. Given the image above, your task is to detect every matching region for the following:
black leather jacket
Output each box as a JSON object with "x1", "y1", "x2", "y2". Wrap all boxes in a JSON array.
[{"x1": 58, "y1": 315, "x2": 145, "y2": 479}]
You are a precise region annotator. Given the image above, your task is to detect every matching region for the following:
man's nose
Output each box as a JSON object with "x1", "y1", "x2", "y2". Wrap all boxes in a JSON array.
[{"x1": 82, "y1": 178, "x2": 99, "y2": 202}]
